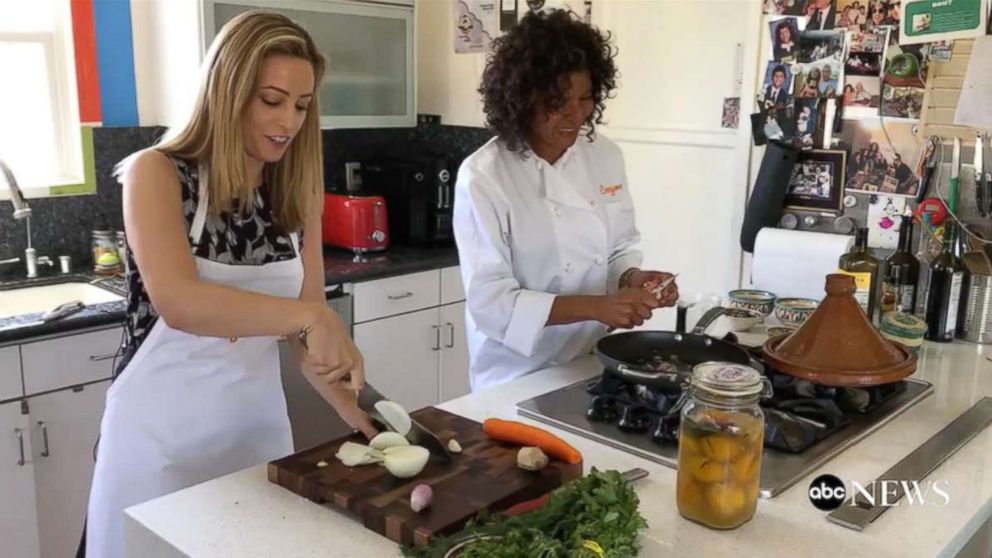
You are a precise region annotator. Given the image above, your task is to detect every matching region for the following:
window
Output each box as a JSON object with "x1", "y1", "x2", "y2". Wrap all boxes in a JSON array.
[{"x1": 0, "y1": 0, "x2": 83, "y2": 197}]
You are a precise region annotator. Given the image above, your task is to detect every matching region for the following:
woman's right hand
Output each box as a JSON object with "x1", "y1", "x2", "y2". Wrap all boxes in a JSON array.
[
  {"x1": 594, "y1": 288, "x2": 660, "y2": 329},
  {"x1": 301, "y1": 304, "x2": 365, "y2": 391}
]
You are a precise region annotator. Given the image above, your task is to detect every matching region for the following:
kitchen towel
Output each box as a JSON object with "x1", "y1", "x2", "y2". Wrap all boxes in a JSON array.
[{"x1": 751, "y1": 227, "x2": 855, "y2": 301}]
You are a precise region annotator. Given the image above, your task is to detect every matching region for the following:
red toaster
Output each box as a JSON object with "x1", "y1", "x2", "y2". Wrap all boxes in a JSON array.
[{"x1": 322, "y1": 193, "x2": 389, "y2": 255}]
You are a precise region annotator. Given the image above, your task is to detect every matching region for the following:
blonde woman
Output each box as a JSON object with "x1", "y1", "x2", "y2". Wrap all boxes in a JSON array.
[{"x1": 85, "y1": 12, "x2": 374, "y2": 557}]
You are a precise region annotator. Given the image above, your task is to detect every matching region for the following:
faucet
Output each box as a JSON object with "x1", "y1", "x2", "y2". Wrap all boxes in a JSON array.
[{"x1": 0, "y1": 158, "x2": 49, "y2": 278}]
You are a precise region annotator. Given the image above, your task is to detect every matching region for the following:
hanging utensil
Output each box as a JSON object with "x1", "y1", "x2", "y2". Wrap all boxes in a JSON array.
[
  {"x1": 947, "y1": 137, "x2": 961, "y2": 213},
  {"x1": 975, "y1": 132, "x2": 987, "y2": 217},
  {"x1": 916, "y1": 135, "x2": 939, "y2": 204}
]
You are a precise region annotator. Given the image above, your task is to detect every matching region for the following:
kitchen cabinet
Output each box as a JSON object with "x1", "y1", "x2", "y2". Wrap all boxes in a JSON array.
[
  {"x1": 202, "y1": 0, "x2": 415, "y2": 128},
  {"x1": 354, "y1": 307, "x2": 440, "y2": 411},
  {"x1": 0, "y1": 345, "x2": 22, "y2": 401},
  {"x1": 1, "y1": 399, "x2": 41, "y2": 558},
  {"x1": 352, "y1": 266, "x2": 471, "y2": 410},
  {"x1": 0, "y1": 326, "x2": 119, "y2": 558},
  {"x1": 30, "y1": 381, "x2": 109, "y2": 558},
  {"x1": 439, "y1": 302, "x2": 470, "y2": 402}
]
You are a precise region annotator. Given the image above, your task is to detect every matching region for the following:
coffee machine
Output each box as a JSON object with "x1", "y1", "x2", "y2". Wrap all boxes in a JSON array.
[{"x1": 360, "y1": 156, "x2": 454, "y2": 246}]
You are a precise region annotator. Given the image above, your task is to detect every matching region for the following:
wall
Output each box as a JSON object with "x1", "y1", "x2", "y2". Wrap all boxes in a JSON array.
[{"x1": 415, "y1": 0, "x2": 585, "y2": 127}]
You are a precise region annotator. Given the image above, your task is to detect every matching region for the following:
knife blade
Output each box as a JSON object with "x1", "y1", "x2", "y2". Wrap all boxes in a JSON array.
[
  {"x1": 948, "y1": 137, "x2": 961, "y2": 213},
  {"x1": 916, "y1": 135, "x2": 939, "y2": 204},
  {"x1": 358, "y1": 383, "x2": 453, "y2": 462}
]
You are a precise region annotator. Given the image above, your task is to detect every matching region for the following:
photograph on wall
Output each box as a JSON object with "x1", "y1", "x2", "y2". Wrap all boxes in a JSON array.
[
  {"x1": 793, "y1": 59, "x2": 844, "y2": 98},
  {"x1": 841, "y1": 76, "x2": 882, "y2": 118},
  {"x1": 840, "y1": 119, "x2": 922, "y2": 197},
  {"x1": 753, "y1": 97, "x2": 797, "y2": 145},
  {"x1": 765, "y1": 0, "x2": 807, "y2": 15},
  {"x1": 881, "y1": 84, "x2": 925, "y2": 119},
  {"x1": 848, "y1": 28, "x2": 889, "y2": 53},
  {"x1": 883, "y1": 38, "x2": 931, "y2": 89},
  {"x1": 784, "y1": 149, "x2": 847, "y2": 212},
  {"x1": 722, "y1": 97, "x2": 741, "y2": 129},
  {"x1": 900, "y1": 0, "x2": 988, "y2": 45},
  {"x1": 867, "y1": 0, "x2": 902, "y2": 30},
  {"x1": 836, "y1": 0, "x2": 870, "y2": 30},
  {"x1": 846, "y1": 52, "x2": 882, "y2": 75},
  {"x1": 770, "y1": 18, "x2": 802, "y2": 61},
  {"x1": 867, "y1": 195, "x2": 908, "y2": 249},
  {"x1": 798, "y1": 30, "x2": 846, "y2": 62},
  {"x1": 793, "y1": 98, "x2": 825, "y2": 148},
  {"x1": 803, "y1": 0, "x2": 839, "y2": 30},
  {"x1": 759, "y1": 61, "x2": 794, "y2": 110},
  {"x1": 454, "y1": 0, "x2": 497, "y2": 54}
]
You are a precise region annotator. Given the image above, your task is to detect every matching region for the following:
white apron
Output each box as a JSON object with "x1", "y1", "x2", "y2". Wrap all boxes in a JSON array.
[{"x1": 86, "y1": 171, "x2": 302, "y2": 558}]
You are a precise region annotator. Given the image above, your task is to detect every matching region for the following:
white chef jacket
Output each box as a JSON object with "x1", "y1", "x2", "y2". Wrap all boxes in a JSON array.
[{"x1": 453, "y1": 134, "x2": 643, "y2": 392}]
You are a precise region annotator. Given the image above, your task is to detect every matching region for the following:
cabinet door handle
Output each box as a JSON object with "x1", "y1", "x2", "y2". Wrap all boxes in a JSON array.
[
  {"x1": 444, "y1": 322, "x2": 455, "y2": 349},
  {"x1": 15, "y1": 428, "x2": 25, "y2": 466},
  {"x1": 38, "y1": 421, "x2": 50, "y2": 458},
  {"x1": 388, "y1": 291, "x2": 414, "y2": 300},
  {"x1": 431, "y1": 325, "x2": 441, "y2": 351},
  {"x1": 89, "y1": 353, "x2": 117, "y2": 362}
]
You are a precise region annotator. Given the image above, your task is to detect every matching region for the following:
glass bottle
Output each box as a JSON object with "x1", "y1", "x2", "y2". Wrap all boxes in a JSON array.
[{"x1": 838, "y1": 227, "x2": 880, "y2": 322}]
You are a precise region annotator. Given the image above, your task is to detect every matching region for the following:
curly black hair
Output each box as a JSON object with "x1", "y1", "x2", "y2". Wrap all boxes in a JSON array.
[{"x1": 478, "y1": 9, "x2": 618, "y2": 153}]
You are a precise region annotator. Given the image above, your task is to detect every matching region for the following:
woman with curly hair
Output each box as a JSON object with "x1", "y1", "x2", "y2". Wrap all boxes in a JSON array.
[{"x1": 453, "y1": 9, "x2": 679, "y2": 392}]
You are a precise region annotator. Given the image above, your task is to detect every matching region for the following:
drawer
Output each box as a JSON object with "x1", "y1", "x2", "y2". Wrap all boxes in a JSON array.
[
  {"x1": 440, "y1": 266, "x2": 464, "y2": 305},
  {"x1": 0, "y1": 346, "x2": 22, "y2": 401},
  {"x1": 22, "y1": 327, "x2": 122, "y2": 395},
  {"x1": 353, "y1": 270, "x2": 441, "y2": 323}
]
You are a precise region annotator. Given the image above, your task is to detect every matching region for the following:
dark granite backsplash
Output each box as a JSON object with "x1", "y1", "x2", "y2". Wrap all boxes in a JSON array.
[{"x1": 0, "y1": 120, "x2": 490, "y2": 279}]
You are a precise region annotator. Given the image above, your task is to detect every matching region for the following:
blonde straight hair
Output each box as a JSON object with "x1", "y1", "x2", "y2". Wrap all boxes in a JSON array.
[{"x1": 154, "y1": 11, "x2": 326, "y2": 232}]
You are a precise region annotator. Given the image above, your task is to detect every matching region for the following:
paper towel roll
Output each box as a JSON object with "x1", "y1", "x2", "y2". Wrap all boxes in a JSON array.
[{"x1": 751, "y1": 228, "x2": 855, "y2": 301}]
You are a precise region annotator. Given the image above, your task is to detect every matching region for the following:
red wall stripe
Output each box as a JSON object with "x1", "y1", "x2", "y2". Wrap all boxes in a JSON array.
[{"x1": 70, "y1": 0, "x2": 102, "y2": 124}]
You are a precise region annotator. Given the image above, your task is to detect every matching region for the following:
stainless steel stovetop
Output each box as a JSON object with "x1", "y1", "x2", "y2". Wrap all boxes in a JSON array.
[{"x1": 517, "y1": 377, "x2": 933, "y2": 498}]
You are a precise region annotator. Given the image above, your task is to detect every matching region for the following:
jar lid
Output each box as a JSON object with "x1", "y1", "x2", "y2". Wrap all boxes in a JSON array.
[{"x1": 691, "y1": 362, "x2": 768, "y2": 399}]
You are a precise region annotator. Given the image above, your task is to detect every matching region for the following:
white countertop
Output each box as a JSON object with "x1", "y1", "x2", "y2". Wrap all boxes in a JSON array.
[{"x1": 124, "y1": 342, "x2": 992, "y2": 558}]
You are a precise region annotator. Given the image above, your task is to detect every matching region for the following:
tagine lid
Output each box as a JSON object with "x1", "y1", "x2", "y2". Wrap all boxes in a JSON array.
[{"x1": 762, "y1": 274, "x2": 917, "y2": 387}]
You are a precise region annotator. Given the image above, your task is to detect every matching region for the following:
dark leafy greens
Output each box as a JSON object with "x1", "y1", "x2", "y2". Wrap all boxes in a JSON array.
[{"x1": 403, "y1": 468, "x2": 648, "y2": 558}]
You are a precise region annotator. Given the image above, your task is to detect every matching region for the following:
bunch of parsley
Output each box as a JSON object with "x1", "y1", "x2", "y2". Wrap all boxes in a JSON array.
[{"x1": 403, "y1": 468, "x2": 648, "y2": 558}]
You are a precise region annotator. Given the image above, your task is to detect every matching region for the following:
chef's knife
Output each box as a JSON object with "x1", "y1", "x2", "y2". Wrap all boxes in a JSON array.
[
  {"x1": 949, "y1": 137, "x2": 961, "y2": 213},
  {"x1": 357, "y1": 382, "x2": 453, "y2": 462}
]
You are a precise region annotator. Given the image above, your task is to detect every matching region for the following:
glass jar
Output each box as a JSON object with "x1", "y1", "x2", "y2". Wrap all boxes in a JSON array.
[
  {"x1": 92, "y1": 230, "x2": 122, "y2": 275},
  {"x1": 676, "y1": 362, "x2": 771, "y2": 530}
]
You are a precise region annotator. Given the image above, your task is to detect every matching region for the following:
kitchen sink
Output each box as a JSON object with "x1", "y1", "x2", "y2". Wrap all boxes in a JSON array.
[{"x1": 0, "y1": 280, "x2": 124, "y2": 319}]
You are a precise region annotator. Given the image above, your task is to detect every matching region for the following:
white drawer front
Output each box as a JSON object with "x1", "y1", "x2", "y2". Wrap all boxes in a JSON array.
[
  {"x1": 22, "y1": 327, "x2": 122, "y2": 395},
  {"x1": 440, "y1": 266, "x2": 464, "y2": 305},
  {"x1": 0, "y1": 346, "x2": 21, "y2": 401},
  {"x1": 353, "y1": 271, "x2": 440, "y2": 323}
]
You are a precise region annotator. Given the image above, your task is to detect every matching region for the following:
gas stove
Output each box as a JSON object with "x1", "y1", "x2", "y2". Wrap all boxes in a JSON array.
[{"x1": 517, "y1": 364, "x2": 933, "y2": 498}]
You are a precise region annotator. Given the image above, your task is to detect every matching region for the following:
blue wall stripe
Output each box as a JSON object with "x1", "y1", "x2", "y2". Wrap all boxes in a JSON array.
[{"x1": 92, "y1": 0, "x2": 138, "y2": 126}]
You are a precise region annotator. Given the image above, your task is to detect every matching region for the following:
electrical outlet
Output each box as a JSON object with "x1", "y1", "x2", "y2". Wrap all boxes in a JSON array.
[
  {"x1": 345, "y1": 162, "x2": 362, "y2": 192},
  {"x1": 418, "y1": 114, "x2": 441, "y2": 126}
]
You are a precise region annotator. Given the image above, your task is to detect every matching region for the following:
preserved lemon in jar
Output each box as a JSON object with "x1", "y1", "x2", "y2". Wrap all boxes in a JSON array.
[{"x1": 676, "y1": 362, "x2": 770, "y2": 529}]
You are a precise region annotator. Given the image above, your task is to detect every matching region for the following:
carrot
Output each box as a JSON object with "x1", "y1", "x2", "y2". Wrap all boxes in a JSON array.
[{"x1": 482, "y1": 418, "x2": 583, "y2": 465}]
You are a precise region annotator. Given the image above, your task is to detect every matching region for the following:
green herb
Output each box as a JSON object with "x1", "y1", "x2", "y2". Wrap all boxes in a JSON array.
[{"x1": 402, "y1": 468, "x2": 648, "y2": 558}]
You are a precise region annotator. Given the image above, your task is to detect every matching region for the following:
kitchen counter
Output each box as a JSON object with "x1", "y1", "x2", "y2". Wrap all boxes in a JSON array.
[
  {"x1": 123, "y1": 342, "x2": 992, "y2": 558},
  {"x1": 323, "y1": 244, "x2": 459, "y2": 285},
  {"x1": 0, "y1": 245, "x2": 459, "y2": 345},
  {"x1": 0, "y1": 275, "x2": 127, "y2": 346}
]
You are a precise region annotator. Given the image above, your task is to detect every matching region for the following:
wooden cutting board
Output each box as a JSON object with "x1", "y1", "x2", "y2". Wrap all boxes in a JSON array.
[{"x1": 268, "y1": 407, "x2": 583, "y2": 547}]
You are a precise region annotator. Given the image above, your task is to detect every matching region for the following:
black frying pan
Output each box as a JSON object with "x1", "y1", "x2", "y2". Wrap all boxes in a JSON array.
[{"x1": 595, "y1": 331, "x2": 751, "y2": 392}]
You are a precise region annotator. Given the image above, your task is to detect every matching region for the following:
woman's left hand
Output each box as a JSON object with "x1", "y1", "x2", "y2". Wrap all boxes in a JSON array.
[{"x1": 626, "y1": 269, "x2": 680, "y2": 307}]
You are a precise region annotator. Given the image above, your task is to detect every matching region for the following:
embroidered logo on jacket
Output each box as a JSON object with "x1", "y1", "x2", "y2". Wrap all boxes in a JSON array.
[{"x1": 599, "y1": 183, "x2": 622, "y2": 197}]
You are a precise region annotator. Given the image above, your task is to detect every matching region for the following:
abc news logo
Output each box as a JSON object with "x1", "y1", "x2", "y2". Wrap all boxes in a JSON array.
[{"x1": 808, "y1": 474, "x2": 951, "y2": 511}]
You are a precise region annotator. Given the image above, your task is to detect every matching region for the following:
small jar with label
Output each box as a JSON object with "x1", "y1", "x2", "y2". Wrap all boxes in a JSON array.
[{"x1": 677, "y1": 362, "x2": 771, "y2": 530}]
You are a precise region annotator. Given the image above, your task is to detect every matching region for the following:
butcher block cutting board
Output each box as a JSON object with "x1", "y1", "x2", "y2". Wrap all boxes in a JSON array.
[{"x1": 268, "y1": 407, "x2": 583, "y2": 547}]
